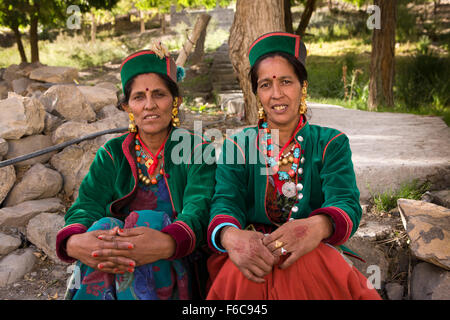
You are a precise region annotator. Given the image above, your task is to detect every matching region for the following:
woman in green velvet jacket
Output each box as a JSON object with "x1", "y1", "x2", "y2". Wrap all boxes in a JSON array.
[
  {"x1": 206, "y1": 32, "x2": 381, "y2": 300},
  {"x1": 56, "y1": 43, "x2": 215, "y2": 300}
]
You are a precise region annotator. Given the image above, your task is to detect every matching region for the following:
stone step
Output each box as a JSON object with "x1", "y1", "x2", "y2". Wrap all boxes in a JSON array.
[
  {"x1": 211, "y1": 61, "x2": 234, "y2": 67},
  {"x1": 210, "y1": 68, "x2": 236, "y2": 75},
  {"x1": 212, "y1": 58, "x2": 233, "y2": 65},
  {"x1": 213, "y1": 83, "x2": 242, "y2": 91},
  {"x1": 307, "y1": 102, "x2": 450, "y2": 203},
  {"x1": 211, "y1": 74, "x2": 239, "y2": 82}
]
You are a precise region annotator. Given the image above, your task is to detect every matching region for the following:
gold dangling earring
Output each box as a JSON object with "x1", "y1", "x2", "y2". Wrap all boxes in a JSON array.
[
  {"x1": 128, "y1": 112, "x2": 137, "y2": 133},
  {"x1": 299, "y1": 80, "x2": 308, "y2": 115},
  {"x1": 172, "y1": 97, "x2": 180, "y2": 127},
  {"x1": 257, "y1": 99, "x2": 266, "y2": 121}
]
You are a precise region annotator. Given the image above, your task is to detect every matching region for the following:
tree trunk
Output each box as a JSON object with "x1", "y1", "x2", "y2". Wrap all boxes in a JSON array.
[
  {"x1": 176, "y1": 14, "x2": 211, "y2": 67},
  {"x1": 295, "y1": 0, "x2": 316, "y2": 37},
  {"x1": 190, "y1": 15, "x2": 211, "y2": 65},
  {"x1": 368, "y1": 0, "x2": 397, "y2": 110},
  {"x1": 29, "y1": 6, "x2": 39, "y2": 63},
  {"x1": 140, "y1": 10, "x2": 145, "y2": 34},
  {"x1": 160, "y1": 13, "x2": 166, "y2": 34},
  {"x1": 284, "y1": 0, "x2": 294, "y2": 33},
  {"x1": 91, "y1": 12, "x2": 97, "y2": 42},
  {"x1": 11, "y1": 24, "x2": 27, "y2": 63},
  {"x1": 229, "y1": 0, "x2": 285, "y2": 124}
]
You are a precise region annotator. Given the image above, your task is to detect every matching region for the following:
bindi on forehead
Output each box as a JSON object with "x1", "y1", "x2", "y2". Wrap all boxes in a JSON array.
[
  {"x1": 145, "y1": 88, "x2": 149, "y2": 91},
  {"x1": 273, "y1": 75, "x2": 276, "y2": 79}
]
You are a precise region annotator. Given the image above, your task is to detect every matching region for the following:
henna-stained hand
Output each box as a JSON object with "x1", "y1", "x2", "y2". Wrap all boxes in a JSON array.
[
  {"x1": 66, "y1": 227, "x2": 135, "y2": 274},
  {"x1": 262, "y1": 215, "x2": 333, "y2": 269},
  {"x1": 92, "y1": 227, "x2": 176, "y2": 268},
  {"x1": 220, "y1": 227, "x2": 279, "y2": 283}
]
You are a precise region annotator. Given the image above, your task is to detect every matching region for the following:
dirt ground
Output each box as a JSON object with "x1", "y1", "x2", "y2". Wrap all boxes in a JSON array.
[{"x1": 0, "y1": 246, "x2": 68, "y2": 300}]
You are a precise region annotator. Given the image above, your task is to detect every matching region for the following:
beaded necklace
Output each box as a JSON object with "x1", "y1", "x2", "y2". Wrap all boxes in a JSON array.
[
  {"x1": 261, "y1": 121, "x2": 306, "y2": 210},
  {"x1": 261, "y1": 122, "x2": 302, "y2": 180},
  {"x1": 135, "y1": 133, "x2": 165, "y2": 186}
]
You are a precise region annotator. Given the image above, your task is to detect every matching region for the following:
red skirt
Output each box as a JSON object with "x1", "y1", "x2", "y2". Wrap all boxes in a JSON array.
[{"x1": 206, "y1": 242, "x2": 381, "y2": 300}]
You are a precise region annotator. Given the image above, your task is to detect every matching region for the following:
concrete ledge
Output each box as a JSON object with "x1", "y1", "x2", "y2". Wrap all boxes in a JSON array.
[{"x1": 308, "y1": 103, "x2": 450, "y2": 202}]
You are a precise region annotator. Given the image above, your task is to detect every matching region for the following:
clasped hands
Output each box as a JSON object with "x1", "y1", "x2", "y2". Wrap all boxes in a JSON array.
[
  {"x1": 221, "y1": 215, "x2": 333, "y2": 283},
  {"x1": 66, "y1": 226, "x2": 176, "y2": 274}
]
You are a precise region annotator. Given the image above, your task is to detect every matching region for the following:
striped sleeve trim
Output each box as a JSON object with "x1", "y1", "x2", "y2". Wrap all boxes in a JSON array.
[
  {"x1": 55, "y1": 223, "x2": 88, "y2": 263},
  {"x1": 161, "y1": 221, "x2": 196, "y2": 260},
  {"x1": 309, "y1": 206, "x2": 353, "y2": 246}
]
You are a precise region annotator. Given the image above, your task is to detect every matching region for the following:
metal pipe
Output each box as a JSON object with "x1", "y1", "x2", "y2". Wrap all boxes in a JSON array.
[{"x1": 0, "y1": 127, "x2": 128, "y2": 168}]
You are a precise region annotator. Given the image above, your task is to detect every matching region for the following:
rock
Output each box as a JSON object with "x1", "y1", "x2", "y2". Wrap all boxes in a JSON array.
[
  {"x1": 26, "y1": 82, "x2": 53, "y2": 96},
  {"x1": 51, "y1": 121, "x2": 93, "y2": 145},
  {"x1": 94, "y1": 81, "x2": 119, "y2": 94},
  {"x1": 43, "y1": 112, "x2": 63, "y2": 135},
  {"x1": 29, "y1": 66, "x2": 78, "y2": 84},
  {"x1": 50, "y1": 145, "x2": 86, "y2": 198},
  {"x1": 0, "y1": 138, "x2": 8, "y2": 159},
  {"x1": 421, "y1": 190, "x2": 450, "y2": 208},
  {"x1": 0, "y1": 248, "x2": 36, "y2": 287},
  {"x1": 94, "y1": 114, "x2": 128, "y2": 131},
  {"x1": 0, "y1": 165, "x2": 15, "y2": 206},
  {"x1": 421, "y1": 191, "x2": 434, "y2": 203},
  {"x1": 40, "y1": 85, "x2": 96, "y2": 122},
  {"x1": 5, "y1": 134, "x2": 55, "y2": 167},
  {"x1": 411, "y1": 262, "x2": 450, "y2": 300},
  {"x1": 78, "y1": 85, "x2": 118, "y2": 112},
  {"x1": 194, "y1": 97, "x2": 206, "y2": 106},
  {"x1": 27, "y1": 212, "x2": 65, "y2": 263},
  {"x1": 398, "y1": 199, "x2": 450, "y2": 270},
  {"x1": 385, "y1": 282, "x2": 404, "y2": 300},
  {"x1": 0, "y1": 233, "x2": 21, "y2": 256},
  {"x1": 18, "y1": 61, "x2": 44, "y2": 78},
  {"x1": 0, "y1": 94, "x2": 45, "y2": 140},
  {"x1": 4, "y1": 163, "x2": 62, "y2": 207},
  {"x1": 430, "y1": 190, "x2": 450, "y2": 208},
  {"x1": 218, "y1": 93, "x2": 245, "y2": 121},
  {"x1": 2, "y1": 64, "x2": 25, "y2": 82},
  {"x1": 0, "y1": 198, "x2": 65, "y2": 228},
  {"x1": 50, "y1": 134, "x2": 119, "y2": 198},
  {"x1": 354, "y1": 220, "x2": 393, "y2": 241},
  {"x1": 96, "y1": 104, "x2": 123, "y2": 120},
  {"x1": 11, "y1": 77, "x2": 33, "y2": 96},
  {"x1": 51, "y1": 114, "x2": 127, "y2": 145},
  {"x1": 345, "y1": 237, "x2": 390, "y2": 289},
  {"x1": 0, "y1": 80, "x2": 10, "y2": 99}
]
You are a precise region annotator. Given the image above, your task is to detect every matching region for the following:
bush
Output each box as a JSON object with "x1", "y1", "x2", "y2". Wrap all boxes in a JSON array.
[
  {"x1": 396, "y1": 40, "x2": 450, "y2": 110},
  {"x1": 372, "y1": 179, "x2": 431, "y2": 213}
]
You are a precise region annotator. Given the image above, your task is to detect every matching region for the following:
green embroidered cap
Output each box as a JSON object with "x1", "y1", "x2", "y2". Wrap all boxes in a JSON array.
[
  {"x1": 120, "y1": 49, "x2": 178, "y2": 92},
  {"x1": 248, "y1": 31, "x2": 307, "y2": 68}
]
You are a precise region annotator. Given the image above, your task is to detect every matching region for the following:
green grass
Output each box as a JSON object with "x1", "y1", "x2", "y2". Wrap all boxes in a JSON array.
[
  {"x1": 305, "y1": 37, "x2": 449, "y2": 126},
  {"x1": 372, "y1": 179, "x2": 431, "y2": 213},
  {"x1": 0, "y1": 33, "x2": 127, "y2": 69}
]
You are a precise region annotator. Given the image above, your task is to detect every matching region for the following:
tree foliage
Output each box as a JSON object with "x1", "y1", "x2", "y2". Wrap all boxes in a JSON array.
[
  {"x1": 337, "y1": 0, "x2": 369, "y2": 7},
  {"x1": 0, "y1": 0, "x2": 71, "y2": 62},
  {"x1": 0, "y1": 1, "x2": 28, "y2": 32}
]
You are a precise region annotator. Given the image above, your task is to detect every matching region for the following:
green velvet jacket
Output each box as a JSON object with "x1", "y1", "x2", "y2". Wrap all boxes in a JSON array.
[
  {"x1": 56, "y1": 128, "x2": 216, "y2": 263},
  {"x1": 207, "y1": 117, "x2": 362, "y2": 255}
]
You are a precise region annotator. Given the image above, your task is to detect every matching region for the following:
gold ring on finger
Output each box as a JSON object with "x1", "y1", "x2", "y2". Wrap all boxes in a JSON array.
[{"x1": 275, "y1": 240, "x2": 284, "y2": 249}]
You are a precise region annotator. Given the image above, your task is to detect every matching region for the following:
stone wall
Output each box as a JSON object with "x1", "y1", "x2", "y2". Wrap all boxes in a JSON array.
[
  {"x1": 170, "y1": 6, "x2": 235, "y2": 29},
  {"x1": 0, "y1": 62, "x2": 127, "y2": 288}
]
